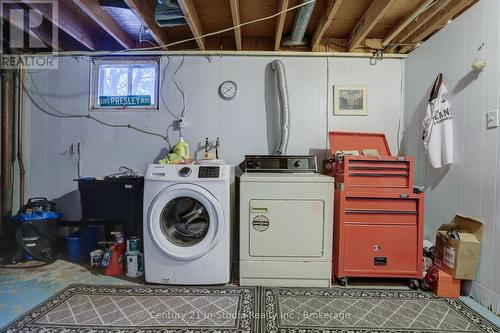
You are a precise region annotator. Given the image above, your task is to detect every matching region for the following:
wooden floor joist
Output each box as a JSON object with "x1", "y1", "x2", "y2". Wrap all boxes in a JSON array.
[
  {"x1": 229, "y1": 0, "x2": 242, "y2": 51},
  {"x1": 178, "y1": 0, "x2": 205, "y2": 50},
  {"x1": 274, "y1": 0, "x2": 289, "y2": 51},
  {"x1": 399, "y1": 0, "x2": 477, "y2": 53},
  {"x1": 386, "y1": 0, "x2": 452, "y2": 53},
  {"x1": 124, "y1": 0, "x2": 169, "y2": 50},
  {"x1": 21, "y1": 0, "x2": 97, "y2": 50},
  {"x1": 347, "y1": 0, "x2": 395, "y2": 52},
  {"x1": 73, "y1": 0, "x2": 135, "y2": 49},
  {"x1": 311, "y1": 0, "x2": 343, "y2": 52}
]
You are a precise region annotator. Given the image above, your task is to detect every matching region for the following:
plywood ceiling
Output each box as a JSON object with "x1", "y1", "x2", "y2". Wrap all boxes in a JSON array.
[{"x1": 7, "y1": 0, "x2": 478, "y2": 54}]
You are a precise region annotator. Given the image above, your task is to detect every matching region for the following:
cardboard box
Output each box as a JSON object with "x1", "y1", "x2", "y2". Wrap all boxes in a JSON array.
[{"x1": 434, "y1": 215, "x2": 483, "y2": 280}]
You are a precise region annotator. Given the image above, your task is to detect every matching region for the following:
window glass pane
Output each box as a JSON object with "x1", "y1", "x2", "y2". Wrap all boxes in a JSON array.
[
  {"x1": 94, "y1": 60, "x2": 157, "y2": 109},
  {"x1": 131, "y1": 65, "x2": 156, "y2": 104},
  {"x1": 99, "y1": 65, "x2": 129, "y2": 97}
]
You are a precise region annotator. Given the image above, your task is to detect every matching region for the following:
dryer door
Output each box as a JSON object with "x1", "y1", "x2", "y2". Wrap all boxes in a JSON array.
[{"x1": 148, "y1": 184, "x2": 225, "y2": 260}]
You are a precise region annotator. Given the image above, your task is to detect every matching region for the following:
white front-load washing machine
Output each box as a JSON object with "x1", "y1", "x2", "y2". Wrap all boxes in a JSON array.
[{"x1": 143, "y1": 164, "x2": 234, "y2": 285}]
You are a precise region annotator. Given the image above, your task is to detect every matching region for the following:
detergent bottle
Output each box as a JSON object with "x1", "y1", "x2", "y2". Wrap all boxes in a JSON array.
[{"x1": 173, "y1": 137, "x2": 190, "y2": 160}]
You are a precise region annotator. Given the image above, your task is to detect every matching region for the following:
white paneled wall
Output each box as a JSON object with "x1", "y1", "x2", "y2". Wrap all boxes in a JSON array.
[
  {"x1": 24, "y1": 55, "x2": 404, "y2": 221},
  {"x1": 404, "y1": 0, "x2": 500, "y2": 313}
]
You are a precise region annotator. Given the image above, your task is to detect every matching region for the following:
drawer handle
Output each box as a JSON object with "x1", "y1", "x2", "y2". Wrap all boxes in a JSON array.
[
  {"x1": 345, "y1": 209, "x2": 417, "y2": 215},
  {"x1": 374, "y1": 257, "x2": 387, "y2": 266},
  {"x1": 348, "y1": 173, "x2": 408, "y2": 177}
]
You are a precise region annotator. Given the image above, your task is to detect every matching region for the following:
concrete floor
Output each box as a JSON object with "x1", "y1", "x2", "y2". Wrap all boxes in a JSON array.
[
  {"x1": 0, "y1": 260, "x2": 140, "y2": 328},
  {"x1": 1, "y1": 260, "x2": 499, "y2": 330}
]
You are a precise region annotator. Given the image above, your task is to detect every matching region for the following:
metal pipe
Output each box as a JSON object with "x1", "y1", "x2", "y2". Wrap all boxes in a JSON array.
[
  {"x1": 17, "y1": 66, "x2": 25, "y2": 207},
  {"x1": 270, "y1": 60, "x2": 290, "y2": 155},
  {"x1": 1, "y1": 70, "x2": 15, "y2": 225},
  {"x1": 282, "y1": 0, "x2": 316, "y2": 47},
  {"x1": 383, "y1": 0, "x2": 433, "y2": 47}
]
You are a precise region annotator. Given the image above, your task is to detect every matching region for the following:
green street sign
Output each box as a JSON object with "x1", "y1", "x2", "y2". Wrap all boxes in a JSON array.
[{"x1": 99, "y1": 95, "x2": 151, "y2": 107}]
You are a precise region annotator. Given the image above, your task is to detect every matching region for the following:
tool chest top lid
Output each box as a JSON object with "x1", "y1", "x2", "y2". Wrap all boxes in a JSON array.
[{"x1": 329, "y1": 131, "x2": 392, "y2": 157}]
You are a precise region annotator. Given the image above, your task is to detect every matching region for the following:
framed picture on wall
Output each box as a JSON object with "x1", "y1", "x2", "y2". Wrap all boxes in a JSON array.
[{"x1": 333, "y1": 85, "x2": 368, "y2": 116}]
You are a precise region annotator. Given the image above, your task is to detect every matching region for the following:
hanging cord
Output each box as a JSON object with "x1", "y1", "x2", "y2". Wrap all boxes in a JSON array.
[
  {"x1": 160, "y1": 56, "x2": 181, "y2": 120},
  {"x1": 23, "y1": 70, "x2": 169, "y2": 141},
  {"x1": 139, "y1": 24, "x2": 157, "y2": 47},
  {"x1": 173, "y1": 56, "x2": 186, "y2": 118}
]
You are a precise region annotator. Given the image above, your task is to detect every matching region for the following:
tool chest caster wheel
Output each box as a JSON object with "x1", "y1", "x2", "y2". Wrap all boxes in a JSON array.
[
  {"x1": 339, "y1": 277, "x2": 348, "y2": 286},
  {"x1": 409, "y1": 279, "x2": 420, "y2": 290}
]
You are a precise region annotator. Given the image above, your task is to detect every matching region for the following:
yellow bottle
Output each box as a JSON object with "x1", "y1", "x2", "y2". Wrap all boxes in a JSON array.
[{"x1": 173, "y1": 137, "x2": 190, "y2": 160}]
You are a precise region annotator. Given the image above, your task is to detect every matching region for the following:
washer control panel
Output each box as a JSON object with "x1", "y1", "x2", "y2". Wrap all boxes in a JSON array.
[
  {"x1": 198, "y1": 166, "x2": 220, "y2": 178},
  {"x1": 178, "y1": 167, "x2": 192, "y2": 177}
]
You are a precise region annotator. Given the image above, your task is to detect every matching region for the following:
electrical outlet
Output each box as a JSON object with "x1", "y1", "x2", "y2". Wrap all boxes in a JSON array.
[
  {"x1": 173, "y1": 117, "x2": 186, "y2": 131},
  {"x1": 486, "y1": 109, "x2": 499, "y2": 129},
  {"x1": 179, "y1": 117, "x2": 186, "y2": 128}
]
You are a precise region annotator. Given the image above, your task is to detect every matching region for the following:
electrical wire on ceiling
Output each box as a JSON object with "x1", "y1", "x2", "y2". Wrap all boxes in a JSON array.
[
  {"x1": 23, "y1": 70, "x2": 170, "y2": 142},
  {"x1": 30, "y1": 0, "x2": 316, "y2": 57},
  {"x1": 139, "y1": 24, "x2": 157, "y2": 47}
]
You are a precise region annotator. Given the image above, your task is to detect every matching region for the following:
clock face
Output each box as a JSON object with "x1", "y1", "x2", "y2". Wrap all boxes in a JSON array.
[{"x1": 219, "y1": 81, "x2": 237, "y2": 100}]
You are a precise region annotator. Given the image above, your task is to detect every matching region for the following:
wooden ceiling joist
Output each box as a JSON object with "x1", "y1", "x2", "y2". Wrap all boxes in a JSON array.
[
  {"x1": 123, "y1": 0, "x2": 169, "y2": 50},
  {"x1": 399, "y1": 0, "x2": 477, "y2": 53},
  {"x1": 178, "y1": 0, "x2": 205, "y2": 50},
  {"x1": 72, "y1": 0, "x2": 135, "y2": 49},
  {"x1": 274, "y1": 0, "x2": 289, "y2": 51},
  {"x1": 311, "y1": 0, "x2": 343, "y2": 51},
  {"x1": 386, "y1": 0, "x2": 452, "y2": 53},
  {"x1": 229, "y1": 0, "x2": 242, "y2": 51},
  {"x1": 347, "y1": 0, "x2": 395, "y2": 52},
  {"x1": 1, "y1": 12, "x2": 60, "y2": 51},
  {"x1": 21, "y1": 0, "x2": 97, "y2": 50}
]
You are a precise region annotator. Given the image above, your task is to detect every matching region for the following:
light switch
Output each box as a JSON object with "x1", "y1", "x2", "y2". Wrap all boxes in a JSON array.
[{"x1": 486, "y1": 110, "x2": 499, "y2": 129}]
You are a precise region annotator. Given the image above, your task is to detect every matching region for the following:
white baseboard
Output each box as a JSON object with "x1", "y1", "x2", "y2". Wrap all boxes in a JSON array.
[{"x1": 468, "y1": 281, "x2": 500, "y2": 315}]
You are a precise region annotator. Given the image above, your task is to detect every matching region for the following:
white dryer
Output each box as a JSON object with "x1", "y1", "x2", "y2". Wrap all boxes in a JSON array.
[
  {"x1": 239, "y1": 156, "x2": 334, "y2": 287},
  {"x1": 143, "y1": 164, "x2": 234, "y2": 285}
]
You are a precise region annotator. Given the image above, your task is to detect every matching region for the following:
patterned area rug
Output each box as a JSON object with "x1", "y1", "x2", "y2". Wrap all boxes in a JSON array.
[
  {"x1": 1, "y1": 284, "x2": 258, "y2": 333},
  {"x1": 262, "y1": 287, "x2": 500, "y2": 333}
]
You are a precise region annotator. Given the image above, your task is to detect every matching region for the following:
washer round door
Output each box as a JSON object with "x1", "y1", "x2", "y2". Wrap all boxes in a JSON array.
[{"x1": 148, "y1": 184, "x2": 225, "y2": 260}]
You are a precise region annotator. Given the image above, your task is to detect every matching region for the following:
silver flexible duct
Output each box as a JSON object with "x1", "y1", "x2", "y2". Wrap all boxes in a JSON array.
[{"x1": 270, "y1": 60, "x2": 290, "y2": 155}]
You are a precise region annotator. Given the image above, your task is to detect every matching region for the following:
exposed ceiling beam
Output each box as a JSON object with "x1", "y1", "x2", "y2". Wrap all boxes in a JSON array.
[
  {"x1": 274, "y1": 0, "x2": 289, "y2": 51},
  {"x1": 178, "y1": 0, "x2": 205, "y2": 50},
  {"x1": 347, "y1": 0, "x2": 394, "y2": 52},
  {"x1": 399, "y1": 0, "x2": 477, "y2": 53},
  {"x1": 229, "y1": 0, "x2": 242, "y2": 50},
  {"x1": 382, "y1": 0, "x2": 433, "y2": 48},
  {"x1": 386, "y1": 0, "x2": 451, "y2": 53},
  {"x1": 1, "y1": 10, "x2": 61, "y2": 51},
  {"x1": 311, "y1": 0, "x2": 342, "y2": 51},
  {"x1": 72, "y1": 0, "x2": 135, "y2": 49},
  {"x1": 123, "y1": 0, "x2": 169, "y2": 50},
  {"x1": 21, "y1": 0, "x2": 97, "y2": 50}
]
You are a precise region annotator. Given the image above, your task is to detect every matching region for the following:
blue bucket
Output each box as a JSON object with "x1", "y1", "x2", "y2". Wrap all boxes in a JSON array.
[{"x1": 66, "y1": 227, "x2": 99, "y2": 263}]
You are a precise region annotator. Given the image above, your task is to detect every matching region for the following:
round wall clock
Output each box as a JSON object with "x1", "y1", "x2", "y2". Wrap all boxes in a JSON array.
[{"x1": 219, "y1": 80, "x2": 238, "y2": 100}]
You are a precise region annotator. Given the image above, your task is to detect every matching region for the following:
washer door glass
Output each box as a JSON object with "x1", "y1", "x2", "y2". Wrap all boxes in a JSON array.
[
  {"x1": 148, "y1": 184, "x2": 225, "y2": 260},
  {"x1": 161, "y1": 197, "x2": 209, "y2": 247}
]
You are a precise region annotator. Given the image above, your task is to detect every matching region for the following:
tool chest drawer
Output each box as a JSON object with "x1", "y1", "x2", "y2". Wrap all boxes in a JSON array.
[
  {"x1": 343, "y1": 225, "x2": 418, "y2": 274},
  {"x1": 343, "y1": 197, "x2": 418, "y2": 225},
  {"x1": 335, "y1": 156, "x2": 413, "y2": 194}
]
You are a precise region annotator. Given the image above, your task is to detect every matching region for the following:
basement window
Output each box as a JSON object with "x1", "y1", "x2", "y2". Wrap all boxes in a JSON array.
[{"x1": 90, "y1": 57, "x2": 160, "y2": 110}]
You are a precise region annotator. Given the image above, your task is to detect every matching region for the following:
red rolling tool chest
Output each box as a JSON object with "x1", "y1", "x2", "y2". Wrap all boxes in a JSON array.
[{"x1": 325, "y1": 132, "x2": 424, "y2": 286}]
